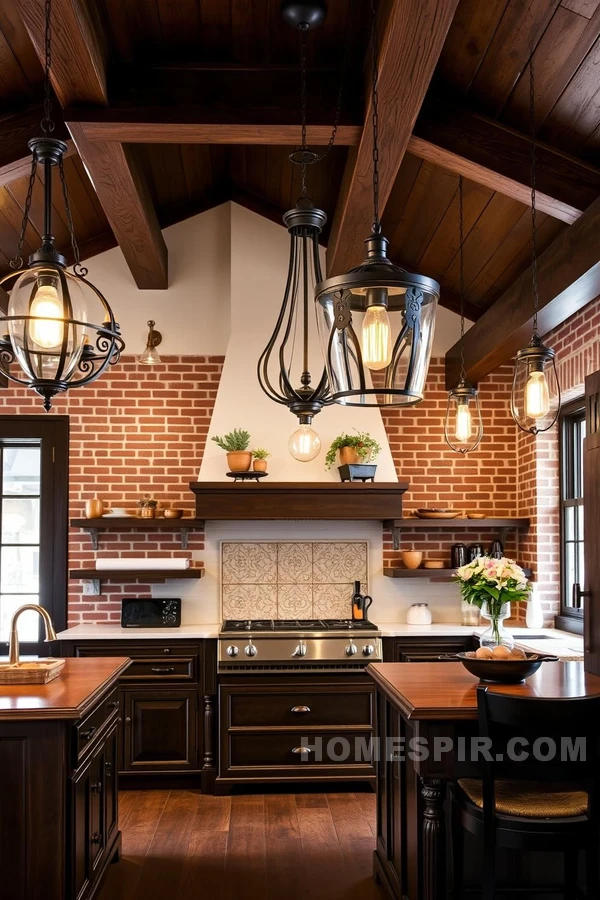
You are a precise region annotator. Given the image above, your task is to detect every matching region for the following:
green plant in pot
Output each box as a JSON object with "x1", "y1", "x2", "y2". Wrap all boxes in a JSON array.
[
  {"x1": 138, "y1": 494, "x2": 158, "y2": 519},
  {"x1": 325, "y1": 431, "x2": 382, "y2": 470},
  {"x1": 252, "y1": 448, "x2": 271, "y2": 473},
  {"x1": 454, "y1": 556, "x2": 531, "y2": 649},
  {"x1": 212, "y1": 429, "x2": 252, "y2": 473}
]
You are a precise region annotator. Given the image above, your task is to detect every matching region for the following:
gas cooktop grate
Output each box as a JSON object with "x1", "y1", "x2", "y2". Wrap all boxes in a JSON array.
[{"x1": 221, "y1": 618, "x2": 378, "y2": 633}]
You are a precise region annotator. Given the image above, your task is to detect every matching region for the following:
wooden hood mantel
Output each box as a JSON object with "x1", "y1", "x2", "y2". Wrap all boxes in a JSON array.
[{"x1": 189, "y1": 482, "x2": 409, "y2": 532}]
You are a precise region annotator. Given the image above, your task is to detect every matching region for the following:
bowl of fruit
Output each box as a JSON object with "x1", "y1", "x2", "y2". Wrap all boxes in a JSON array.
[{"x1": 441, "y1": 646, "x2": 559, "y2": 684}]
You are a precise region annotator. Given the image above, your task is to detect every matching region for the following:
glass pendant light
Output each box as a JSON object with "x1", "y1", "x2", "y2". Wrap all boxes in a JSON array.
[
  {"x1": 259, "y1": 1, "x2": 349, "y2": 460},
  {"x1": 444, "y1": 177, "x2": 483, "y2": 453},
  {"x1": 314, "y1": 0, "x2": 440, "y2": 407},
  {"x1": 138, "y1": 320, "x2": 162, "y2": 365},
  {"x1": 0, "y1": 0, "x2": 123, "y2": 411},
  {"x1": 510, "y1": 60, "x2": 560, "y2": 434}
]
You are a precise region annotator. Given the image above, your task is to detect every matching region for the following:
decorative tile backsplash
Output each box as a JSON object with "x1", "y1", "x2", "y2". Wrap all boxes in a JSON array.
[{"x1": 221, "y1": 541, "x2": 368, "y2": 620}]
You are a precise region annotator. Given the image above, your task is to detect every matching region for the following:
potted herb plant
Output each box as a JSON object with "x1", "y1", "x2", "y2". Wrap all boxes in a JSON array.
[
  {"x1": 138, "y1": 494, "x2": 158, "y2": 519},
  {"x1": 252, "y1": 448, "x2": 271, "y2": 473},
  {"x1": 325, "y1": 431, "x2": 382, "y2": 470},
  {"x1": 454, "y1": 557, "x2": 531, "y2": 649},
  {"x1": 211, "y1": 429, "x2": 252, "y2": 473}
]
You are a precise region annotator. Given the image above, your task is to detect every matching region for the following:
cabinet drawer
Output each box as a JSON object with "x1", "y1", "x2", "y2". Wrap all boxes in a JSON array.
[
  {"x1": 229, "y1": 730, "x2": 371, "y2": 768},
  {"x1": 72, "y1": 643, "x2": 199, "y2": 683},
  {"x1": 226, "y1": 687, "x2": 373, "y2": 728},
  {"x1": 121, "y1": 657, "x2": 196, "y2": 681},
  {"x1": 75, "y1": 687, "x2": 120, "y2": 765}
]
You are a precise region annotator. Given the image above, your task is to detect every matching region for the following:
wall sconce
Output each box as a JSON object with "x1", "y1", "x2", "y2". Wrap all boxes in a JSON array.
[{"x1": 138, "y1": 320, "x2": 162, "y2": 365}]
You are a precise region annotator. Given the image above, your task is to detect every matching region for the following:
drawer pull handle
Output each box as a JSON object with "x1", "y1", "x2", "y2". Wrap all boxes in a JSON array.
[
  {"x1": 163, "y1": 648, "x2": 171, "y2": 654},
  {"x1": 291, "y1": 705, "x2": 311, "y2": 714},
  {"x1": 150, "y1": 666, "x2": 176, "y2": 674},
  {"x1": 91, "y1": 833, "x2": 101, "y2": 845},
  {"x1": 81, "y1": 726, "x2": 96, "y2": 741},
  {"x1": 291, "y1": 746, "x2": 313, "y2": 755},
  {"x1": 107, "y1": 700, "x2": 119, "y2": 710},
  {"x1": 105, "y1": 762, "x2": 113, "y2": 776}
]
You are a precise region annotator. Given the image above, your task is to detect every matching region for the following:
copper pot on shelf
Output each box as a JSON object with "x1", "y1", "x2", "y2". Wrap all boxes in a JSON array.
[{"x1": 85, "y1": 498, "x2": 103, "y2": 519}]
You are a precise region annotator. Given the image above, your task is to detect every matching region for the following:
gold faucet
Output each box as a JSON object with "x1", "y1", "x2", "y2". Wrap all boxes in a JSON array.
[{"x1": 8, "y1": 604, "x2": 57, "y2": 665}]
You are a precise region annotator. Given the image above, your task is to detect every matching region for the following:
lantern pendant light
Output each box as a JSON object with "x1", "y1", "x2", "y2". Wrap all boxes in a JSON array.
[
  {"x1": 0, "y1": 0, "x2": 124, "y2": 411},
  {"x1": 259, "y1": 2, "x2": 341, "y2": 461},
  {"x1": 510, "y1": 60, "x2": 560, "y2": 434},
  {"x1": 444, "y1": 177, "x2": 483, "y2": 453},
  {"x1": 314, "y1": 0, "x2": 440, "y2": 408}
]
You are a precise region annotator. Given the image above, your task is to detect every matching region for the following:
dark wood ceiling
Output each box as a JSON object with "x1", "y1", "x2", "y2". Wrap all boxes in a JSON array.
[{"x1": 0, "y1": 0, "x2": 599, "y2": 343}]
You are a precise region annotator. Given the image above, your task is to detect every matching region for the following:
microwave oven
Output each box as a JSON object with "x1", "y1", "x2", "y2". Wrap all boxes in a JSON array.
[{"x1": 121, "y1": 598, "x2": 181, "y2": 628}]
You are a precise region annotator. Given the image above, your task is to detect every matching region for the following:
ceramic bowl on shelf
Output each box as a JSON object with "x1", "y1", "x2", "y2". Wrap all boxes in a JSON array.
[
  {"x1": 467, "y1": 513, "x2": 486, "y2": 519},
  {"x1": 415, "y1": 509, "x2": 461, "y2": 519},
  {"x1": 163, "y1": 508, "x2": 184, "y2": 519},
  {"x1": 423, "y1": 559, "x2": 446, "y2": 569},
  {"x1": 401, "y1": 550, "x2": 423, "y2": 569}
]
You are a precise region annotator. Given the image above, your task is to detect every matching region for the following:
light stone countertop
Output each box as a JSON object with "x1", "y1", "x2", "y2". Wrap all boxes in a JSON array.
[{"x1": 56, "y1": 623, "x2": 222, "y2": 640}]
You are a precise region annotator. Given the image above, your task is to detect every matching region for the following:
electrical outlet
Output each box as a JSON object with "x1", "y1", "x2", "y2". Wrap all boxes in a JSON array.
[{"x1": 82, "y1": 580, "x2": 100, "y2": 596}]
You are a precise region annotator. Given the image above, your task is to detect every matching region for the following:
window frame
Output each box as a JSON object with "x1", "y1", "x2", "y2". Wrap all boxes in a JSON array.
[
  {"x1": 555, "y1": 398, "x2": 585, "y2": 635},
  {"x1": 0, "y1": 416, "x2": 68, "y2": 655}
]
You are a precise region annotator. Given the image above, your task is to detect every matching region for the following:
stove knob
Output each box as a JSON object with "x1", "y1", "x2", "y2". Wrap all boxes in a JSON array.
[
  {"x1": 362, "y1": 644, "x2": 376, "y2": 657},
  {"x1": 226, "y1": 645, "x2": 239, "y2": 657},
  {"x1": 244, "y1": 640, "x2": 258, "y2": 657},
  {"x1": 291, "y1": 641, "x2": 307, "y2": 658},
  {"x1": 345, "y1": 642, "x2": 358, "y2": 657}
]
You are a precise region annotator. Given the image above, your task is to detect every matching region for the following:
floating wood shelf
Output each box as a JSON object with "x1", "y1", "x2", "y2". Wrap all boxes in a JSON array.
[
  {"x1": 394, "y1": 518, "x2": 530, "y2": 530},
  {"x1": 69, "y1": 569, "x2": 204, "y2": 581},
  {"x1": 70, "y1": 517, "x2": 205, "y2": 550},
  {"x1": 384, "y1": 566, "x2": 533, "y2": 580}
]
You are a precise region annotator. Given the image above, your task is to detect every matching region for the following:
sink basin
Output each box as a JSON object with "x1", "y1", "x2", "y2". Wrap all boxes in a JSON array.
[
  {"x1": 0, "y1": 658, "x2": 65, "y2": 684},
  {"x1": 516, "y1": 634, "x2": 550, "y2": 639}
]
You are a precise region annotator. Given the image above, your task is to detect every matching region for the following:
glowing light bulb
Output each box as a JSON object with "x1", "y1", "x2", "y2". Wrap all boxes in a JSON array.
[
  {"x1": 525, "y1": 370, "x2": 550, "y2": 419},
  {"x1": 29, "y1": 277, "x2": 64, "y2": 349},
  {"x1": 454, "y1": 401, "x2": 473, "y2": 443},
  {"x1": 289, "y1": 424, "x2": 321, "y2": 462},
  {"x1": 362, "y1": 305, "x2": 392, "y2": 370}
]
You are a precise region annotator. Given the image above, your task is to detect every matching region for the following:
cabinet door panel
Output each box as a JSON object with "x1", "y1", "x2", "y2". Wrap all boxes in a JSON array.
[
  {"x1": 123, "y1": 690, "x2": 198, "y2": 772},
  {"x1": 71, "y1": 757, "x2": 92, "y2": 900},
  {"x1": 103, "y1": 721, "x2": 119, "y2": 844}
]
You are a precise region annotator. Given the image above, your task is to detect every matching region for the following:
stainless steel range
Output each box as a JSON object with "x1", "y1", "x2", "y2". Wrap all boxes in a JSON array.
[{"x1": 218, "y1": 618, "x2": 382, "y2": 673}]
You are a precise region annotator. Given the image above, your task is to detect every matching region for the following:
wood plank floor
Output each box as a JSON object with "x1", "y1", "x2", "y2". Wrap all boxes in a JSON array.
[{"x1": 98, "y1": 789, "x2": 385, "y2": 900}]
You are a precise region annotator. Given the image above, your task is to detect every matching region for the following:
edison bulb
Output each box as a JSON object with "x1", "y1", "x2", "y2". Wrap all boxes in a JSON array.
[
  {"x1": 29, "y1": 277, "x2": 64, "y2": 348},
  {"x1": 362, "y1": 305, "x2": 392, "y2": 370},
  {"x1": 289, "y1": 424, "x2": 321, "y2": 462},
  {"x1": 525, "y1": 370, "x2": 550, "y2": 419},
  {"x1": 454, "y1": 401, "x2": 473, "y2": 443}
]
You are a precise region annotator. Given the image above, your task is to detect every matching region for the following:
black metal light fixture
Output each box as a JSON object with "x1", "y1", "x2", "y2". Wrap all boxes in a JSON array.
[
  {"x1": 444, "y1": 177, "x2": 483, "y2": 453},
  {"x1": 138, "y1": 320, "x2": 162, "y2": 366},
  {"x1": 259, "y1": 0, "x2": 349, "y2": 462},
  {"x1": 314, "y1": 0, "x2": 440, "y2": 408},
  {"x1": 0, "y1": 0, "x2": 123, "y2": 412},
  {"x1": 510, "y1": 60, "x2": 560, "y2": 434}
]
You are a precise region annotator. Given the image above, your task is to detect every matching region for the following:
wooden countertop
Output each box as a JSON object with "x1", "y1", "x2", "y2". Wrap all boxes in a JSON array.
[
  {"x1": 367, "y1": 661, "x2": 600, "y2": 721},
  {"x1": 0, "y1": 657, "x2": 130, "y2": 721}
]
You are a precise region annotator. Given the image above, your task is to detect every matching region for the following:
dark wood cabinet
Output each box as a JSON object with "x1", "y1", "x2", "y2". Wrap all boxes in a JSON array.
[
  {"x1": 218, "y1": 674, "x2": 376, "y2": 790},
  {"x1": 383, "y1": 635, "x2": 474, "y2": 662},
  {"x1": 61, "y1": 638, "x2": 218, "y2": 792}
]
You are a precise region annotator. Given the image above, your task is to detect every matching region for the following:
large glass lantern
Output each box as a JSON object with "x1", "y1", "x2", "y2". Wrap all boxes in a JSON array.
[
  {"x1": 510, "y1": 335, "x2": 560, "y2": 434},
  {"x1": 314, "y1": 234, "x2": 439, "y2": 406}
]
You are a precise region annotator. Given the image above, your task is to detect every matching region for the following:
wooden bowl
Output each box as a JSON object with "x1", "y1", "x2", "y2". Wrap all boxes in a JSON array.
[
  {"x1": 401, "y1": 550, "x2": 423, "y2": 569},
  {"x1": 451, "y1": 652, "x2": 559, "y2": 684},
  {"x1": 163, "y1": 508, "x2": 184, "y2": 519},
  {"x1": 423, "y1": 559, "x2": 446, "y2": 569}
]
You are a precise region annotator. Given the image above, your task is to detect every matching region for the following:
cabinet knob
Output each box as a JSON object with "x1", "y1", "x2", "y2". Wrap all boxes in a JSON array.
[
  {"x1": 125, "y1": 717, "x2": 132, "y2": 724},
  {"x1": 105, "y1": 762, "x2": 113, "y2": 776},
  {"x1": 91, "y1": 833, "x2": 101, "y2": 845},
  {"x1": 91, "y1": 781, "x2": 102, "y2": 794},
  {"x1": 163, "y1": 648, "x2": 171, "y2": 654},
  {"x1": 107, "y1": 700, "x2": 119, "y2": 709},
  {"x1": 81, "y1": 726, "x2": 96, "y2": 741}
]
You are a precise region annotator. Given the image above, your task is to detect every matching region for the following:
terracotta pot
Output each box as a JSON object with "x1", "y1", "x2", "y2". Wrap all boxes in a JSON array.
[
  {"x1": 85, "y1": 498, "x2": 103, "y2": 519},
  {"x1": 139, "y1": 507, "x2": 156, "y2": 518},
  {"x1": 163, "y1": 508, "x2": 184, "y2": 519},
  {"x1": 253, "y1": 459, "x2": 268, "y2": 473},
  {"x1": 401, "y1": 550, "x2": 423, "y2": 570},
  {"x1": 339, "y1": 446, "x2": 365, "y2": 466},
  {"x1": 227, "y1": 450, "x2": 252, "y2": 473}
]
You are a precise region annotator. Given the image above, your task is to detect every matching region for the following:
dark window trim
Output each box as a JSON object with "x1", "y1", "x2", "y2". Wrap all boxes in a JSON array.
[
  {"x1": 556, "y1": 397, "x2": 585, "y2": 634},
  {"x1": 0, "y1": 416, "x2": 68, "y2": 655}
]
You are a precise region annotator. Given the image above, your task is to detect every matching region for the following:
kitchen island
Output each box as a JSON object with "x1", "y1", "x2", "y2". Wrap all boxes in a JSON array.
[
  {"x1": 0, "y1": 656, "x2": 130, "y2": 900},
  {"x1": 367, "y1": 661, "x2": 600, "y2": 900}
]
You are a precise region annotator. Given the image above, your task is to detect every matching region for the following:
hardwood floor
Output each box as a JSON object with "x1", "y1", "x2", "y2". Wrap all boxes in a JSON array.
[{"x1": 98, "y1": 789, "x2": 384, "y2": 900}]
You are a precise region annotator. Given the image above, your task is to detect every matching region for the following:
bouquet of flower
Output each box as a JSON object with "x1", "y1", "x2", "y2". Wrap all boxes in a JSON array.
[{"x1": 455, "y1": 556, "x2": 531, "y2": 615}]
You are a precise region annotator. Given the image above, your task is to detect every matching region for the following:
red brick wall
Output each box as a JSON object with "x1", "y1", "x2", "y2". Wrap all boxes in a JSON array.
[
  {"x1": 0, "y1": 355, "x2": 224, "y2": 625},
  {"x1": 382, "y1": 358, "x2": 520, "y2": 568}
]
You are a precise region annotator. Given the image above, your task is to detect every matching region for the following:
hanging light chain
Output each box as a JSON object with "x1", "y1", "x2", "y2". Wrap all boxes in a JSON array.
[
  {"x1": 370, "y1": 0, "x2": 381, "y2": 234},
  {"x1": 529, "y1": 58, "x2": 539, "y2": 337},
  {"x1": 10, "y1": 156, "x2": 37, "y2": 270},
  {"x1": 41, "y1": 0, "x2": 54, "y2": 133},
  {"x1": 299, "y1": 24, "x2": 309, "y2": 197},
  {"x1": 458, "y1": 175, "x2": 467, "y2": 382},
  {"x1": 59, "y1": 157, "x2": 87, "y2": 276}
]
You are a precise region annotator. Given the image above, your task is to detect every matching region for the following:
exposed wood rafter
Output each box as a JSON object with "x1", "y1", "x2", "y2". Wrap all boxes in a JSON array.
[
  {"x1": 19, "y1": 0, "x2": 167, "y2": 289},
  {"x1": 409, "y1": 98, "x2": 600, "y2": 225},
  {"x1": 0, "y1": 105, "x2": 75, "y2": 186},
  {"x1": 325, "y1": 0, "x2": 461, "y2": 278},
  {"x1": 445, "y1": 193, "x2": 600, "y2": 389}
]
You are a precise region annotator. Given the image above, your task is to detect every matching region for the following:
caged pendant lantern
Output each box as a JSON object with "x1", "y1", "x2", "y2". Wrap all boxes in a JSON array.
[
  {"x1": 314, "y1": 0, "x2": 440, "y2": 408},
  {"x1": 259, "y1": 0, "x2": 351, "y2": 460},
  {"x1": 510, "y1": 59, "x2": 560, "y2": 435},
  {"x1": 0, "y1": 0, "x2": 124, "y2": 411},
  {"x1": 444, "y1": 177, "x2": 483, "y2": 453}
]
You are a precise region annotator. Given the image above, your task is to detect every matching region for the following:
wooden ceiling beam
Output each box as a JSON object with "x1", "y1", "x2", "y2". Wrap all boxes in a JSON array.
[
  {"x1": 325, "y1": 0, "x2": 461, "y2": 278},
  {"x1": 444, "y1": 193, "x2": 600, "y2": 389},
  {"x1": 409, "y1": 99, "x2": 600, "y2": 225},
  {"x1": 20, "y1": 0, "x2": 167, "y2": 289},
  {"x1": 0, "y1": 105, "x2": 75, "y2": 186}
]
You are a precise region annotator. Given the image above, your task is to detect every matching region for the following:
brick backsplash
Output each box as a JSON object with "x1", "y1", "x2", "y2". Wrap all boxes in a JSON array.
[{"x1": 0, "y1": 355, "x2": 224, "y2": 625}]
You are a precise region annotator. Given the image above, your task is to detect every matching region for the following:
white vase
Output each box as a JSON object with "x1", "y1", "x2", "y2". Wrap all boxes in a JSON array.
[{"x1": 526, "y1": 586, "x2": 544, "y2": 629}]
